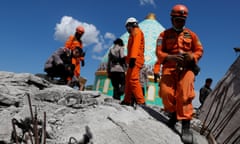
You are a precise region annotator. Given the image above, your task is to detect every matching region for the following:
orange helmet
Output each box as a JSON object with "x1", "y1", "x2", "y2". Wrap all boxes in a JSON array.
[
  {"x1": 170, "y1": 4, "x2": 188, "y2": 17},
  {"x1": 76, "y1": 26, "x2": 85, "y2": 34}
]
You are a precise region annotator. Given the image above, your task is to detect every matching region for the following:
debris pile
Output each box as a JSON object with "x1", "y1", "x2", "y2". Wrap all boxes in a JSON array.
[{"x1": 0, "y1": 71, "x2": 208, "y2": 144}]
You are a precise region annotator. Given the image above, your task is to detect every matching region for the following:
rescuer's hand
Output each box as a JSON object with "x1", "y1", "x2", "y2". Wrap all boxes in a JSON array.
[
  {"x1": 166, "y1": 54, "x2": 184, "y2": 63},
  {"x1": 182, "y1": 53, "x2": 194, "y2": 64},
  {"x1": 129, "y1": 58, "x2": 136, "y2": 68}
]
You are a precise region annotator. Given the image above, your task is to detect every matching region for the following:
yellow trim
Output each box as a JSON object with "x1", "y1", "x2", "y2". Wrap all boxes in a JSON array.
[
  {"x1": 95, "y1": 70, "x2": 160, "y2": 82},
  {"x1": 148, "y1": 75, "x2": 161, "y2": 83},
  {"x1": 95, "y1": 71, "x2": 107, "y2": 76},
  {"x1": 145, "y1": 13, "x2": 156, "y2": 20}
]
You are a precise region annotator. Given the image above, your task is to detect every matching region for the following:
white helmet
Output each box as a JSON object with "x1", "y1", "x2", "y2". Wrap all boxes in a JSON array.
[{"x1": 125, "y1": 17, "x2": 138, "y2": 26}]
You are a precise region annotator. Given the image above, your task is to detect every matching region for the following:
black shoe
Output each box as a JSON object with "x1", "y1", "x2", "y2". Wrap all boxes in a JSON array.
[
  {"x1": 120, "y1": 101, "x2": 131, "y2": 106},
  {"x1": 134, "y1": 102, "x2": 146, "y2": 110},
  {"x1": 136, "y1": 102, "x2": 146, "y2": 107},
  {"x1": 113, "y1": 95, "x2": 121, "y2": 100}
]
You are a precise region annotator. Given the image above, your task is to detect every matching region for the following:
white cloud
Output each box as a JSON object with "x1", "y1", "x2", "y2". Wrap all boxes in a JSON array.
[
  {"x1": 92, "y1": 42, "x2": 104, "y2": 53},
  {"x1": 139, "y1": 0, "x2": 156, "y2": 7},
  {"x1": 104, "y1": 32, "x2": 116, "y2": 40},
  {"x1": 91, "y1": 54, "x2": 103, "y2": 61},
  {"x1": 54, "y1": 16, "x2": 116, "y2": 60}
]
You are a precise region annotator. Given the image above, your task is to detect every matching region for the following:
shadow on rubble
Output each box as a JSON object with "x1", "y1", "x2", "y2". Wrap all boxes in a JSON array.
[
  {"x1": 140, "y1": 105, "x2": 169, "y2": 125},
  {"x1": 68, "y1": 126, "x2": 93, "y2": 144},
  {"x1": 140, "y1": 105, "x2": 182, "y2": 136}
]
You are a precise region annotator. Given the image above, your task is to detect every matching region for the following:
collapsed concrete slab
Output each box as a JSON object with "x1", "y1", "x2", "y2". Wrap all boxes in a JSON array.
[{"x1": 199, "y1": 56, "x2": 240, "y2": 144}]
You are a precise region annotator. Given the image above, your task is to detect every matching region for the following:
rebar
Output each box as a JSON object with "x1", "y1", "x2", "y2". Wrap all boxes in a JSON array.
[{"x1": 12, "y1": 118, "x2": 19, "y2": 144}]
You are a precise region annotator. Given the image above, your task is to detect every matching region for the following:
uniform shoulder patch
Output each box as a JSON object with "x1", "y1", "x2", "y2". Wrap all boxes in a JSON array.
[
  {"x1": 183, "y1": 31, "x2": 192, "y2": 38},
  {"x1": 157, "y1": 38, "x2": 162, "y2": 46}
]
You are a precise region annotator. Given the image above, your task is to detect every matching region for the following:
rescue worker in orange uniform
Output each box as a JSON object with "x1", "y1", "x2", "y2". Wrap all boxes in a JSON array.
[
  {"x1": 121, "y1": 17, "x2": 145, "y2": 106},
  {"x1": 155, "y1": 4, "x2": 203, "y2": 143},
  {"x1": 65, "y1": 26, "x2": 85, "y2": 88}
]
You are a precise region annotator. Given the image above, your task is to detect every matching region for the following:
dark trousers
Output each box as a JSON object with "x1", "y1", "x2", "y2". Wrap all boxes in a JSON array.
[
  {"x1": 45, "y1": 64, "x2": 74, "y2": 83},
  {"x1": 110, "y1": 72, "x2": 125, "y2": 100},
  {"x1": 142, "y1": 87, "x2": 145, "y2": 97}
]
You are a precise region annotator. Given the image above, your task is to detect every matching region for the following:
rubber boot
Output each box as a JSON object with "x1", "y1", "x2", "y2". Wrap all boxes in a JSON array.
[
  {"x1": 167, "y1": 112, "x2": 177, "y2": 129},
  {"x1": 181, "y1": 120, "x2": 193, "y2": 144}
]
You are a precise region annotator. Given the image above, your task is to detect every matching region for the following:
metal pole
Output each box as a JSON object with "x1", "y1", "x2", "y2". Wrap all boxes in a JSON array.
[
  {"x1": 43, "y1": 112, "x2": 46, "y2": 144},
  {"x1": 27, "y1": 93, "x2": 34, "y2": 120},
  {"x1": 12, "y1": 118, "x2": 19, "y2": 144},
  {"x1": 34, "y1": 106, "x2": 39, "y2": 144}
]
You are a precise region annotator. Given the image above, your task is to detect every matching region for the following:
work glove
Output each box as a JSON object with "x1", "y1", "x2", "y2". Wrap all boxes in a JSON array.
[
  {"x1": 182, "y1": 53, "x2": 193, "y2": 63},
  {"x1": 129, "y1": 58, "x2": 136, "y2": 68},
  {"x1": 81, "y1": 51, "x2": 86, "y2": 57},
  {"x1": 81, "y1": 60, "x2": 85, "y2": 67},
  {"x1": 166, "y1": 54, "x2": 184, "y2": 63},
  {"x1": 154, "y1": 73, "x2": 160, "y2": 83}
]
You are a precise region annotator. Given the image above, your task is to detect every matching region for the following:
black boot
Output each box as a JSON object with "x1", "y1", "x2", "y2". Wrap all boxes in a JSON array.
[
  {"x1": 167, "y1": 112, "x2": 177, "y2": 129},
  {"x1": 120, "y1": 101, "x2": 131, "y2": 106},
  {"x1": 181, "y1": 120, "x2": 193, "y2": 144},
  {"x1": 113, "y1": 91, "x2": 120, "y2": 100}
]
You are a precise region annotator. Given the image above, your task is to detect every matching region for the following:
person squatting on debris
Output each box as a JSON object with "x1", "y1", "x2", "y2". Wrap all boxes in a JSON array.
[
  {"x1": 199, "y1": 78, "x2": 213, "y2": 109},
  {"x1": 121, "y1": 17, "x2": 146, "y2": 106},
  {"x1": 44, "y1": 47, "x2": 83, "y2": 86},
  {"x1": 155, "y1": 4, "x2": 203, "y2": 143},
  {"x1": 139, "y1": 64, "x2": 149, "y2": 96},
  {"x1": 65, "y1": 25, "x2": 86, "y2": 89},
  {"x1": 107, "y1": 38, "x2": 127, "y2": 100}
]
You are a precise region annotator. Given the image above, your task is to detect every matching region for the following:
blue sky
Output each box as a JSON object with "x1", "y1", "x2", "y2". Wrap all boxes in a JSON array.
[{"x1": 0, "y1": 0, "x2": 239, "y2": 93}]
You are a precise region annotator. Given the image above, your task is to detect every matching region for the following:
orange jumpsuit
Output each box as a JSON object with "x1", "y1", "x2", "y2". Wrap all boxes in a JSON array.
[
  {"x1": 123, "y1": 27, "x2": 145, "y2": 104},
  {"x1": 65, "y1": 35, "x2": 84, "y2": 78},
  {"x1": 156, "y1": 28, "x2": 203, "y2": 120},
  {"x1": 153, "y1": 61, "x2": 161, "y2": 74}
]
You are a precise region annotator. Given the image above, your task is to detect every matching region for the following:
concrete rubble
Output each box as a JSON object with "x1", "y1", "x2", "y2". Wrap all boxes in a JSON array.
[{"x1": 0, "y1": 71, "x2": 208, "y2": 144}]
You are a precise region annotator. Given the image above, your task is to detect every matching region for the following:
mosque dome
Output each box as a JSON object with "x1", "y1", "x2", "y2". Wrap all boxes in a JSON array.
[{"x1": 99, "y1": 13, "x2": 165, "y2": 71}]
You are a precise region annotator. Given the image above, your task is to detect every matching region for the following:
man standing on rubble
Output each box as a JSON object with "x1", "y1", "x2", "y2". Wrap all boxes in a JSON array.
[
  {"x1": 121, "y1": 17, "x2": 145, "y2": 106},
  {"x1": 199, "y1": 78, "x2": 213, "y2": 108},
  {"x1": 155, "y1": 4, "x2": 203, "y2": 143},
  {"x1": 107, "y1": 38, "x2": 127, "y2": 100}
]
